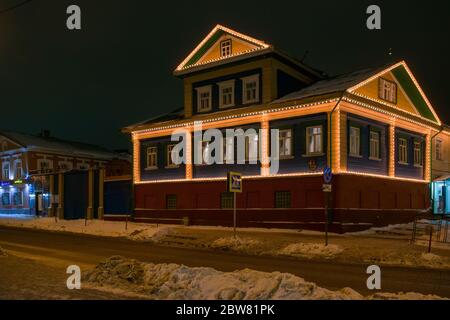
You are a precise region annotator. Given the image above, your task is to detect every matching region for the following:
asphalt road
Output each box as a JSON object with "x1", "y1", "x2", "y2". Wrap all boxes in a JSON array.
[{"x1": 0, "y1": 225, "x2": 449, "y2": 298}]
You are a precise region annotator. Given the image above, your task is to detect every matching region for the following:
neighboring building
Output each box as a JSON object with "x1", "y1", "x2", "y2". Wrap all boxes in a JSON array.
[
  {"x1": 123, "y1": 25, "x2": 445, "y2": 232},
  {"x1": 430, "y1": 126, "x2": 450, "y2": 214},
  {"x1": 0, "y1": 130, "x2": 130, "y2": 217}
]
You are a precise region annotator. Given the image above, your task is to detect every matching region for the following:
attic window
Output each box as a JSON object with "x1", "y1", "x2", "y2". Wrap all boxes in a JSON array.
[
  {"x1": 220, "y1": 39, "x2": 232, "y2": 57},
  {"x1": 379, "y1": 78, "x2": 397, "y2": 104}
]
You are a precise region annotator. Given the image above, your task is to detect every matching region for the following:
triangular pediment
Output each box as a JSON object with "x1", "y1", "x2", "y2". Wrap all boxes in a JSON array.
[
  {"x1": 0, "y1": 135, "x2": 22, "y2": 153},
  {"x1": 348, "y1": 61, "x2": 441, "y2": 124},
  {"x1": 175, "y1": 24, "x2": 270, "y2": 73}
]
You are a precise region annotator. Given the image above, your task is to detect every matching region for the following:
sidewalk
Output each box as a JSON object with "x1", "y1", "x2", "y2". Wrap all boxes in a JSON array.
[{"x1": 1, "y1": 215, "x2": 449, "y2": 270}]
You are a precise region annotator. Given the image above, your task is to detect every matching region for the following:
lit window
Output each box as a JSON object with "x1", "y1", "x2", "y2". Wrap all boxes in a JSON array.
[
  {"x1": 220, "y1": 192, "x2": 233, "y2": 209},
  {"x1": 220, "y1": 39, "x2": 232, "y2": 57},
  {"x1": 349, "y1": 127, "x2": 361, "y2": 157},
  {"x1": 196, "y1": 86, "x2": 212, "y2": 113},
  {"x1": 13, "y1": 191, "x2": 23, "y2": 206},
  {"x1": 275, "y1": 191, "x2": 291, "y2": 208},
  {"x1": 166, "y1": 195, "x2": 177, "y2": 210},
  {"x1": 369, "y1": 131, "x2": 380, "y2": 160},
  {"x1": 218, "y1": 80, "x2": 235, "y2": 108},
  {"x1": 279, "y1": 129, "x2": 293, "y2": 158},
  {"x1": 306, "y1": 126, "x2": 323, "y2": 155},
  {"x1": 146, "y1": 146, "x2": 158, "y2": 169},
  {"x1": 436, "y1": 139, "x2": 443, "y2": 161},
  {"x1": 2, "y1": 162, "x2": 10, "y2": 180},
  {"x1": 166, "y1": 144, "x2": 179, "y2": 167},
  {"x1": 398, "y1": 138, "x2": 408, "y2": 164},
  {"x1": 14, "y1": 160, "x2": 23, "y2": 179},
  {"x1": 414, "y1": 141, "x2": 423, "y2": 167},
  {"x1": 1, "y1": 192, "x2": 10, "y2": 206},
  {"x1": 241, "y1": 75, "x2": 259, "y2": 104},
  {"x1": 379, "y1": 78, "x2": 397, "y2": 104}
]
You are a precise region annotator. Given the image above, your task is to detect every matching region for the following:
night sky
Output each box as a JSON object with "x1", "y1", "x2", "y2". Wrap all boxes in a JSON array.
[{"x1": 1, "y1": 0, "x2": 449, "y2": 151}]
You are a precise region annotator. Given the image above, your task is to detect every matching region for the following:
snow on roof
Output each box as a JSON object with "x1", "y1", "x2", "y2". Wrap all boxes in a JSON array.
[
  {"x1": 0, "y1": 130, "x2": 125, "y2": 160},
  {"x1": 273, "y1": 63, "x2": 392, "y2": 104}
]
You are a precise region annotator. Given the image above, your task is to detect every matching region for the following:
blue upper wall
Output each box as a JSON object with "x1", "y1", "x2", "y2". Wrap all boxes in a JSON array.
[
  {"x1": 346, "y1": 114, "x2": 389, "y2": 175},
  {"x1": 192, "y1": 69, "x2": 262, "y2": 116},
  {"x1": 395, "y1": 128, "x2": 424, "y2": 180},
  {"x1": 270, "y1": 114, "x2": 328, "y2": 174}
]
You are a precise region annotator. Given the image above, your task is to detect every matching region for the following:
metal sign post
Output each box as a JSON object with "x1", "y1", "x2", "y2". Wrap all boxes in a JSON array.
[
  {"x1": 227, "y1": 172, "x2": 242, "y2": 239},
  {"x1": 323, "y1": 167, "x2": 333, "y2": 247}
]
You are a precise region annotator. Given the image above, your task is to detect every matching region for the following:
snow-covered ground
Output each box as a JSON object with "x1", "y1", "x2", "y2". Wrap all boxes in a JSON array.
[
  {"x1": 1, "y1": 216, "x2": 450, "y2": 270},
  {"x1": 82, "y1": 256, "x2": 446, "y2": 300}
]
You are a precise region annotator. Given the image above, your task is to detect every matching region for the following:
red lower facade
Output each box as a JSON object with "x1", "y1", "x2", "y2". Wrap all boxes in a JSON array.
[{"x1": 132, "y1": 175, "x2": 431, "y2": 233}]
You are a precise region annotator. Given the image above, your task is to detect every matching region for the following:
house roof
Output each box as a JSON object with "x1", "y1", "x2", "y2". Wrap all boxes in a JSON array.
[
  {"x1": 122, "y1": 107, "x2": 184, "y2": 132},
  {"x1": 0, "y1": 131, "x2": 125, "y2": 160},
  {"x1": 273, "y1": 64, "x2": 392, "y2": 103}
]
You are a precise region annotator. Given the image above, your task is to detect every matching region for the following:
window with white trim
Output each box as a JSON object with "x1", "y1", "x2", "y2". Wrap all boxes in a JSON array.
[
  {"x1": 436, "y1": 139, "x2": 443, "y2": 161},
  {"x1": 369, "y1": 131, "x2": 380, "y2": 160},
  {"x1": 166, "y1": 144, "x2": 179, "y2": 167},
  {"x1": 242, "y1": 75, "x2": 259, "y2": 104},
  {"x1": 14, "y1": 160, "x2": 23, "y2": 179},
  {"x1": 220, "y1": 39, "x2": 232, "y2": 57},
  {"x1": 306, "y1": 126, "x2": 323, "y2": 155},
  {"x1": 2, "y1": 162, "x2": 10, "y2": 180},
  {"x1": 279, "y1": 129, "x2": 293, "y2": 158},
  {"x1": 349, "y1": 127, "x2": 361, "y2": 157},
  {"x1": 245, "y1": 134, "x2": 259, "y2": 163},
  {"x1": 58, "y1": 161, "x2": 73, "y2": 172},
  {"x1": 146, "y1": 146, "x2": 158, "y2": 169},
  {"x1": 37, "y1": 159, "x2": 52, "y2": 173},
  {"x1": 218, "y1": 80, "x2": 235, "y2": 108},
  {"x1": 398, "y1": 138, "x2": 408, "y2": 164},
  {"x1": 13, "y1": 191, "x2": 23, "y2": 206},
  {"x1": 1, "y1": 192, "x2": 10, "y2": 206},
  {"x1": 379, "y1": 78, "x2": 397, "y2": 104},
  {"x1": 414, "y1": 141, "x2": 423, "y2": 167},
  {"x1": 196, "y1": 86, "x2": 212, "y2": 113}
]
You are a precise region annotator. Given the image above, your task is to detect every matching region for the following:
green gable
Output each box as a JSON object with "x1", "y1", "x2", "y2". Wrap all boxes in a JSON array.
[{"x1": 391, "y1": 66, "x2": 438, "y2": 123}]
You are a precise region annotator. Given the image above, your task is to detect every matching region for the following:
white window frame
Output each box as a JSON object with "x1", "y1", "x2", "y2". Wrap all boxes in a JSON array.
[
  {"x1": 14, "y1": 160, "x2": 23, "y2": 179},
  {"x1": 414, "y1": 141, "x2": 423, "y2": 167},
  {"x1": 398, "y1": 138, "x2": 408, "y2": 165},
  {"x1": 436, "y1": 139, "x2": 443, "y2": 161},
  {"x1": 13, "y1": 191, "x2": 23, "y2": 206},
  {"x1": 58, "y1": 161, "x2": 73, "y2": 172},
  {"x1": 146, "y1": 146, "x2": 158, "y2": 170},
  {"x1": 37, "y1": 159, "x2": 53, "y2": 173},
  {"x1": 196, "y1": 85, "x2": 212, "y2": 113},
  {"x1": 379, "y1": 78, "x2": 397, "y2": 104},
  {"x1": 349, "y1": 127, "x2": 361, "y2": 157},
  {"x1": 306, "y1": 126, "x2": 323, "y2": 155},
  {"x1": 369, "y1": 130, "x2": 381, "y2": 160},
  {"x1": 220, "y1": 39, "x2": 232, "y2": 57},
  {"x1": 166, "y1": 144, "x2": 179, "y2": 168},
  {"x1": 2, "y1": 162, "x2": 10, "y2": 180},
  {"x1": 218, "y1": 80, "x2": 235, "y2": 109},
  {"x1": 241, "y1": 75, "x2": 259, "y2": 105},
  {"x1": 279, "y1": 129, "x2": 293, "y2": 159}
]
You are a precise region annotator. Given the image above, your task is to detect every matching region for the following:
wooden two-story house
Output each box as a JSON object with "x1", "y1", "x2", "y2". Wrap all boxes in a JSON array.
[{"x1": 123, "y1": 25, "x2": 444, "y2": 232}]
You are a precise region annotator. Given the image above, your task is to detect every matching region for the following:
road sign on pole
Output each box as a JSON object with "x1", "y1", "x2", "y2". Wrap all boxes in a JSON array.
[
  {"x1": 227, "y1": 172, "x2": 242, "y2": 238},
  {"x1": 323, "y1": 167, "x2": 333, "y2": 246}
]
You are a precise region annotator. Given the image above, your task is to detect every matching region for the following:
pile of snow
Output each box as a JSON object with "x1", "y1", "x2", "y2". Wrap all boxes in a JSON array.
[
  {"x1": 210, "y1": 237, "x2": 262, "y2": 252},
  {"x1": 370, "y1": 292, "x2": 444, "y2": 300},
  {"x1": 364, "y1": 251, "x2": 450, "y2": 269},
  {"x1": 127, "y1": 226, "x2": 173, "y2": 242},
  {"x1": 279, "y1": 243, "x2": 343, "y2": 259},
  {"x1": 0, "y1": 246, "x2": 7, "y2": 257},
  {"x1": 83, "y1": 257, "x2": 447, "y2": 300}
]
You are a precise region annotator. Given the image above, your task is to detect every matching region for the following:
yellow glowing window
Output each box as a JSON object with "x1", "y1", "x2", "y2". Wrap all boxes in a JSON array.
[{"x1": 220, "y1": 39, "x2": 232, "y2": 57}]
